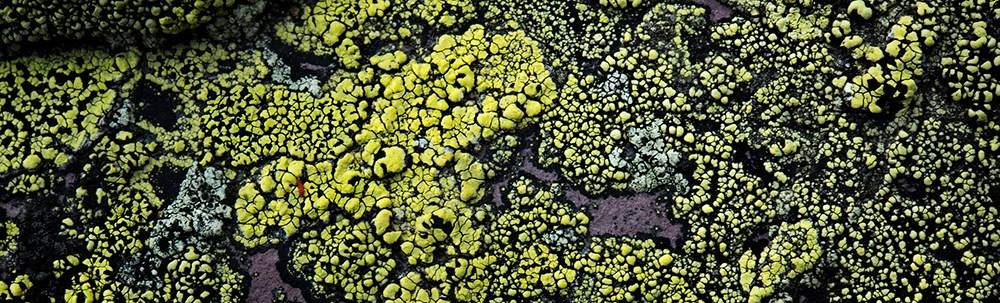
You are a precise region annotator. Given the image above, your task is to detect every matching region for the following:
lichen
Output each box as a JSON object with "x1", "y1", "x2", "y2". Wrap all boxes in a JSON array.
[
  {"x1": 1, "y1": 0, "x2": 237, "y2": 50},
  {"x1": 3, "y1": 0, "x2": 1000, "y2": 302}
]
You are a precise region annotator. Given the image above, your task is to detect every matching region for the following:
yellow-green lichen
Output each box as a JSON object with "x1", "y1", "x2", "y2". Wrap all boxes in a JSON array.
[
  {"x1": 4, "y1": 0, "x2": 1000, "y2": 302},
  {"x1": 0, "y1": 274, "x2": 32, "y2": 300},
  {"x1": 0, "y1": 0, "x2": 236, "y2": 49},
  {"x1": 288, "y1": 216, "x2": 395, "y2": 301},
  {"x1": 0, "y1": 50, "x2": 140, "y2": 194}
]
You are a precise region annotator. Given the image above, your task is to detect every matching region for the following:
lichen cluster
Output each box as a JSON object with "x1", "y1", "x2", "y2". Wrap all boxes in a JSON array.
[
  {"x1": 1, "y1": 0, "x2": 1000, "y2": 302},
  {"x1": 1, "y1": 0, "x2": 237, "y2": 50}
]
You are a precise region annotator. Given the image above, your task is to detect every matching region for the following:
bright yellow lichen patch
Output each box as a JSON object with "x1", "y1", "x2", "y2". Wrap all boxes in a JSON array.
[
  {"x1": 226, "y1": 23, "x2": 554, "y2": 251},
  {"x1": 288, "y1": 216, "x2": 396, "y2": 301},
  {"x1": 0, "y1": 274, "x2": 32, "y2": 300},
  {"x1": 0, "y1": 220, "x2": 18, "y2": 258},
  {"x1": 275, "y1": 0, "x2": 474, "y2": 68},
  {"x1": 738, "y1": 220, "x2": 821, "y2": 303},
  {"x1": 444, "y1": 177, "x2": 589, "y2": 301},
  {"x1": 537, "y1": 3, "x2": 709, "y2": 194},
  {"x1": 235, "y1": 157, "x2": 335, "y2": 247},
  {"x1": 1, "y1": 0, "x2": 236, "y2": 49},
  {"x1": 530, "y1": 0, "x2": 1000, "y2": 301},
  {"x1": 52, "y1": 126, "x2": 243, "y2": 302},
  {"x1": 0, "y1": 50, "x2": 140, "y2": 194},
  {"x1": 841, "y1": 15, "x2": 925, "y2": 114},
  {"x1": 575, "y1": 237, "x2": 697, "y2": 302}
]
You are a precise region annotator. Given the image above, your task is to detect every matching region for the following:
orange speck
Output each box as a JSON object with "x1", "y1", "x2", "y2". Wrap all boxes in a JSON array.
[{"x1": 296, "y1": 178, "x2": 306, "y2": 197}]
